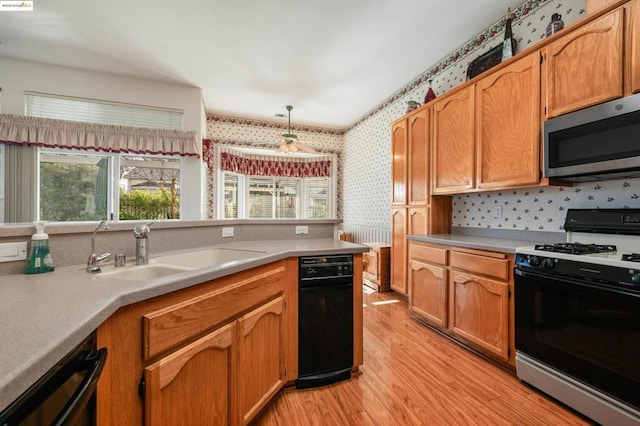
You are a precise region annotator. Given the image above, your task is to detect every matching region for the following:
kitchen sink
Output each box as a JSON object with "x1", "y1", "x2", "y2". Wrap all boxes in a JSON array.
[
  {"x1": 150, "y1": 247, "x2": 266, "y2": 269},
  {"x1": 99, "y1": 264, "x2": 193, "y2": 281}
]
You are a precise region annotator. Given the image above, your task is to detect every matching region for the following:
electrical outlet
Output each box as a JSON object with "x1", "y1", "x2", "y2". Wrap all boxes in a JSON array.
[
  {"x1": 221, "y1": 227, "x2": 234, "y2": 238},
  {"x1": 493, "y1": 206, "x2": 503, "y2": 219},
  {"x1": 295, "y1": 225, "x2": 309, "y2": 235}
]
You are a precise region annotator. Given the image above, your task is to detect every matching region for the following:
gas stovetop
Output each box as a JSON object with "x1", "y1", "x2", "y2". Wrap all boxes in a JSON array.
[{"x1": 515, "y1": 209, "x2": 640, "y2": 287}]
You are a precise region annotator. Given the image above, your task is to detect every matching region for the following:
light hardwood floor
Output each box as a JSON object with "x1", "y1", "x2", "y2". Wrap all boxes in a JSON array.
[{"x1": 254, "y1": 287, "x2": 592, "y2": 425}]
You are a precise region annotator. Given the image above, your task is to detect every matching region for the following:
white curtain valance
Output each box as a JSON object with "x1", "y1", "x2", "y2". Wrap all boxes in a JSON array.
[{"x1": 0, "y1": 114, "x2": 199, "y2": 157}]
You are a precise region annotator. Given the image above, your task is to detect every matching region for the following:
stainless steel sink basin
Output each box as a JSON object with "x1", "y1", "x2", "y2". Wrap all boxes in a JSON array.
[
  {"x1": 100, "y1": 264, "x2": 193, "y2": 281},
  {"x1": 150, "y1": 247, "x2": 266, "y2": 269}
]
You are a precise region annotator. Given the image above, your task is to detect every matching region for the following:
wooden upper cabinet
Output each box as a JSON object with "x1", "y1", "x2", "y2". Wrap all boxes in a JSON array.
[
  {"x1": 391, "y1": 119, "x2": 408, "y2": 205},
  {"x1": 407, "y1": 107, "x2": 430, "y2": 205},
  {"x1": 476, "y1": 53, "x2": 541, "y2": 190},
  {"x1": 432, "y1": 86, "x2": 475, "y2": 194},
  {"x1": 391, "y1": 208, "x2": 408, "y2": 296},
  {"x1": 544, "y1": 7, "x2": 624, "y2": 118},
  {"x1": 408, "y1": 206, "x2": 428, "y2": 236},
  {"x1": 633, "y1": 0, "x2": 640, "y2": 93},
  {"x1": 144, "y1": 322, "x2": 236, "y2": 426}
]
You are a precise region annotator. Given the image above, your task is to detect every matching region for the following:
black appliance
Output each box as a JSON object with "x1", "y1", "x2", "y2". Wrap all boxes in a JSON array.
[
  {"x1": 0, "y1": 333, "x2": 107, "y2": 426},
  {"x1": 515, "y1": 209, "x2": 640, "y2": 426},
  {"x1": 543, "y1": 92, "x2": 640, "y2": 182},
  {"x1": 296, "y1": 255, "x2": 353, "y2": 389}
]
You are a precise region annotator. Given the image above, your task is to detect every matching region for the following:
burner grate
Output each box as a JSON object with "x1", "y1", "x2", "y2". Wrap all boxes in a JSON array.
[
  {"x1": 534, "y1": 242, "x2": 617, "y2": 255},
  {"x1": 621, "y1": 253, "x2": 640, "y2": 262}
]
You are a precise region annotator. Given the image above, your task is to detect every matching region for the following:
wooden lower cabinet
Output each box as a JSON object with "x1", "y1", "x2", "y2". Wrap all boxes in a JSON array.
[
  {"x1": 409, "y1": 260, "x2": 448, "y2": 328},
  {"x1": 449, "y1": 271, "x2": 510, "y2": 361},
  {"x1": 237, "y1": 297, "x2": 286, "y2": 425},
  {"x1": 391, "y1": 208, "x2": 408, "y2": 296},
  {"x1": 408, "y1": 241, "x2": 514, "y2": 366},
  {"x1": 144, "y1": 323, "x2": 236, "y2": 426}
]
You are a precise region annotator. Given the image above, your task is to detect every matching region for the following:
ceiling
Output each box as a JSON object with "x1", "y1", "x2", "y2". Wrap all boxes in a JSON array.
[{"x1": 0, "y1": 0, "x2": 523, "y2": 129}]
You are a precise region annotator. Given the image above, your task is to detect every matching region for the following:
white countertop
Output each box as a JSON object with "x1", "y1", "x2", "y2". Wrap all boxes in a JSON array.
[{"x1": 0, "y1": 239, "x2": 368, "y2": 411}]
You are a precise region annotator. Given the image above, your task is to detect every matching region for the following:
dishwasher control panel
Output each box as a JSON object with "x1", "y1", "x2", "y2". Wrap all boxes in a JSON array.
[{"x1": 299, "y1": 255, "x2": 354, "y2": 280}]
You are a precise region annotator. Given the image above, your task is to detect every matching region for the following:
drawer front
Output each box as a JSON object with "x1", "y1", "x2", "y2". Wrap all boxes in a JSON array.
[
  {"x1": 409, "y1": 243, "x2": 448, "y2": 265},
  {"x1": 143, "y1": 265, "x2": 286, "y2": 360},
  {"x1": 449, "y1": 250, "x2": 509, "y2": 281},
  {"x1": 363, "y1": 250, "x2": 378, "y2": 278}
]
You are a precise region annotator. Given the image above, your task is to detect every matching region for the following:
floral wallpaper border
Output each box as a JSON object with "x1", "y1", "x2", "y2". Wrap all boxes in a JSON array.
[{"x1": 206, "y1": 114, "x2": 345, "y2": 136}]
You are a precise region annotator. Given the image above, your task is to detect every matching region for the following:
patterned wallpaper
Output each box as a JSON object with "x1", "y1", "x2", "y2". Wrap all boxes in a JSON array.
[{"x1": 207, "y1": 0, "x2": 640, "y2": 236}]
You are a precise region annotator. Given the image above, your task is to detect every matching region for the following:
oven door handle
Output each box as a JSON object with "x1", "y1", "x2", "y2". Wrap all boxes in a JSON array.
[
  {"x1": 52, "y1": 347, "x2": 108, "y2": 426},
  {"x1": 515, "y1": 268, "x2": 639, "y2": 297}
]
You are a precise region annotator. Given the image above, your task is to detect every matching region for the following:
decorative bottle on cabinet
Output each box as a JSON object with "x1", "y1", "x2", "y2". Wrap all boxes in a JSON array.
[
  {"x1": 546, "y1": 13, "x2": 564, "y2": 37},
  {"x1": 501, "y1": 8, "x2": 516, "y2": 61}
]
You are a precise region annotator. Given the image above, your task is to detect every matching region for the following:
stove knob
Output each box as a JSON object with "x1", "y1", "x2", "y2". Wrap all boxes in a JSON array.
[
  {"x1": 528, "y1": 256, "x2": 540, "y2": 267},
  {"x1": 632, "y1": 273, "x2": 640, "y2": 284},
  {"x1": 542, "y1": 259, "x2": 555, "y2": 270}
]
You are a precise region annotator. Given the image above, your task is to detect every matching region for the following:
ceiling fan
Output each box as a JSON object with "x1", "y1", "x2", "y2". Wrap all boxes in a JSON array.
[{"x1": 276, "y1": 105, "x2": 316, "y2": 154}]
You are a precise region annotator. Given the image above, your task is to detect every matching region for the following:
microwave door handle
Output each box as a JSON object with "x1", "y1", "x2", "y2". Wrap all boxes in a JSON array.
[{"x1": 52, "y1": 348, "x2": 108, "y2": 426}]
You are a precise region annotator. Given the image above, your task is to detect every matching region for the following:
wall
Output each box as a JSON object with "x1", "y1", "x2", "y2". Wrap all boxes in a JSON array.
[
  {"x1": 341, "y1": 0, "x2": 640, "y2": 240},
  {"x1": 0, "y1": 58, "x2": 206, "y2": 219},
  {"x1": 206, "y1": 114, "x2": 343, "y2": 219}
]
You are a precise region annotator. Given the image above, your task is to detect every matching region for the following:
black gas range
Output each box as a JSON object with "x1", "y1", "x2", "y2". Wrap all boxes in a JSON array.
[{"x1": 514, "y1": 209, "x2": 640, "y2": 426}]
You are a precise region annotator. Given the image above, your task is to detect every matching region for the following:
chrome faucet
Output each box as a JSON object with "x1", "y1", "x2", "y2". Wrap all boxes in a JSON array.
[
  {"x1": 86, "y1": 220, "x2": 111, "y2": 273},
  {"x1": 134, "y1": 222, "x2": 153, "y2": 265}
]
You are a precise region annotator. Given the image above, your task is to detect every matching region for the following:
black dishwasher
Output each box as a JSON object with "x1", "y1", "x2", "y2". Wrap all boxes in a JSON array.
[{"x1": 296, "y1": 255, "x2": 353, "y2": 389}]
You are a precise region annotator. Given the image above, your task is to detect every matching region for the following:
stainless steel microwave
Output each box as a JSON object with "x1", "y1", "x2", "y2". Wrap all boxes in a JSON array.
[{"x1": 543, "y1": 93, "x2": 640, "y2": 182}]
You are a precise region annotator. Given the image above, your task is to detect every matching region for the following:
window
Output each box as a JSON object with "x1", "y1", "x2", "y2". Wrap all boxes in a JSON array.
[
  {"x1": 39, "y1": 150, "x2": 181, "y2": 221},
  {"x1": 221, "y1": 171, "x2": 332, "y2": 220}
]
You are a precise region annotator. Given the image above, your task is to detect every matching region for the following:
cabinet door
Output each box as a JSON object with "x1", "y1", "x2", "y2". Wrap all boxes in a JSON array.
[
  {"x1": 449, "y1": 271, "x2": 509, "y2": 360},
  {"x1": 432, "y1": 86, "x2": 475, "y2": 194},
  {"x1": 408, "y1": 206, "x2": 428, "y2": 236},
  {"x1": 237, "y1": 296, "x2": 286, "y2": 425},
  {"x1": 476, "y1": 53, "x2": 541, "y2": 190},
  {"x1": 544, "y1": 8, "x2": 624, "y2": 118},
  {"x1": 408, "y1": 107, "x2": 430, "y2": 205},
  {"x1": 409, "y1": 260, "x2": 448, "y2": 328},
  {"x1": 144, "y1": 322, "x2": 236, "y2": 426},
  {"x1": 391, "y1": 208, "x2": 408, "y2": 296},
  {"x1": 391, "y1": 119, "x2": 408, "y2": 205}
]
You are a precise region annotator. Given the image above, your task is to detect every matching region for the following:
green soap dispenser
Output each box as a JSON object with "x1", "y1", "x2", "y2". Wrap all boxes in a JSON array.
[{"x1": 25, "y1": 222, "x2": 55, "y2": 274}]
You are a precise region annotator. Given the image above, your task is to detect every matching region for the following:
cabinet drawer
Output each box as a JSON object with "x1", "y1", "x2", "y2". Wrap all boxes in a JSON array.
[
  {"x1": 409, "y1": 243, "x2": 448, "y2": 265},
  {"x1": 143, "y1": 265, "x2": 285, "y2": 360},
  {"x1": 450, "y1": 250, "x2": 509, "y2": 281}
]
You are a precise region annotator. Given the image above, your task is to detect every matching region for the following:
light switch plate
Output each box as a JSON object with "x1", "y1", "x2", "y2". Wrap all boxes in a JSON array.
[
  {"x1": 295, "y1": 225, "x2": 309, "y2": 235},
  {"x1": 0, "y1": 242, "x2": 28, "y2": 263},
  {"x1": 221, "y1": 227, "x2": 234, "y2": 238}
]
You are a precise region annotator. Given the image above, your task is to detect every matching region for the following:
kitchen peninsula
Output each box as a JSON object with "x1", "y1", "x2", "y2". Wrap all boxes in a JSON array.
[{"x1": 0, "y1": 237, "x2": 367, "y2": 424}]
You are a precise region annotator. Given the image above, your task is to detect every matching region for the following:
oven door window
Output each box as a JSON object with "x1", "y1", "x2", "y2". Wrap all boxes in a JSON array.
[{"x1": 515, "y1": 271, "x2": 640, "y2": 409}]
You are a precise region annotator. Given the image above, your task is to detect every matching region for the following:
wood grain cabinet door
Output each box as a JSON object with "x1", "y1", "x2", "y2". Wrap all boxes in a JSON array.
[
  {"x1": 449, "y1": 271, "x2": 509, "y2": 361},
  {"x1": 391, "y1": 119, "x2": 408, "y2": 205},
  {"x1": 409, "y1": 260, "x2": 448, "y2": 328},
  {"x1": 144, "y1": 322, "x2": 236, "y2": 426},
  {"x1": 432, "y1": 86, "x2": 475, "y2": 194},
  {"x1": 237, "y1": 296, "x2": 286, "y2": 425},
  {"x1": 407, "y1": 107, "x2": 430, "y2": 205},
  {"x1": 391, "y1": 208, "x2": 408, "y2": 296},
  {"x1": 543, "y1": 7, "x2": 624, "y2": 118},
  {"x1": 408, "y1": 207, "x2": 428, "y2": 236},
  {"x1": 475, "y1": 53, "x2": 541, "y2": 190}
]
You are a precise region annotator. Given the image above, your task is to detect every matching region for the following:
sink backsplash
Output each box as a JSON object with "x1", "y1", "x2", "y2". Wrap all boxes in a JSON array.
[{"x1": 452, "y1": 177, "x2": 640, "y2": 232}]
